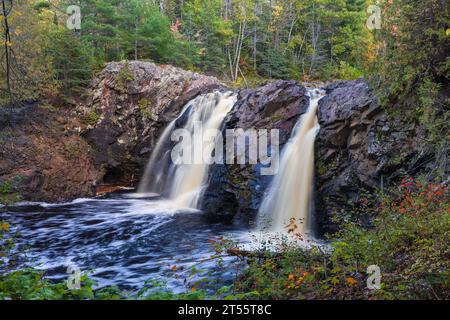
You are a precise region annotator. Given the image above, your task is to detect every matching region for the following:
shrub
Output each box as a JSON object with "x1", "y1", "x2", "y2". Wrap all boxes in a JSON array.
[{"x1": 233, "y1": 177, "x2": 449, "y2": 299}]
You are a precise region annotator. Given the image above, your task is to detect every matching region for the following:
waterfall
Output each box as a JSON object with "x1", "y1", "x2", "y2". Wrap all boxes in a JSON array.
[
  {"x1": 138, "y1": 91, "x2": 237, "y2": 209},
  {"x1": 258, "y1": 89, "x2": 325, "y2": 235}
]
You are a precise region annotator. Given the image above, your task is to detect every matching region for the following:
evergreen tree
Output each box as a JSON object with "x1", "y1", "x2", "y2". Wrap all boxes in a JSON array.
[{"x1": 47, "y1": 27, "x2": 94, "y2": 90}]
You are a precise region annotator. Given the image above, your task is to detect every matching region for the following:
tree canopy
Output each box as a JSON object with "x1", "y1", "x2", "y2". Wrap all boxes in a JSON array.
[{"x1": 0, "y1": 0, "x2": 448, "y2": 104}]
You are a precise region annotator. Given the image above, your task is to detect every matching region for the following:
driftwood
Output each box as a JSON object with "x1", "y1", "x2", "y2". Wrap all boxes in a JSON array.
[
  {"x1": 95, "y1": 185, "x2": 131, "y2": 196},
  {"x1": 226, "y1": 248, "x2": 253, "y2": 257}
]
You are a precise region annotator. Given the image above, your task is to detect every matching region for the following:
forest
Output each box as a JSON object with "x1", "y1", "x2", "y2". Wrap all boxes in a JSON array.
[
  {"x1": 0, "y1": 0, "x2": 447, "y2": 101},
  {"x1": 1, "y1": 0, "x2": 375, "y2": 100},
  {"x1": 0, "y1": 0, "x2": 449, "y2": 303}
]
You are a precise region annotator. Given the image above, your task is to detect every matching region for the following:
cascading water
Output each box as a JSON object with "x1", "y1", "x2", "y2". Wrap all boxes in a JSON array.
[
  {"x1": 258, "y1": 89, "x2": 325, "y2": 235},
  {"x1": 138, "y1": 91, "x2": 237, "y2": 209}
]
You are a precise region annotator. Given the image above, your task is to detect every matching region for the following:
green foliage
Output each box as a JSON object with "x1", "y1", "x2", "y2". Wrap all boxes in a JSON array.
[
  {"x1": 234, "y1": 177, "x2": 449, "y2": 299},
  {"x1": 373, "y1": 0, "x2": 449, "y2": 101},
  {"x1": 1, "y1": 177, "x2": 448, "y2": 300},
  {"x1": 115, "y1": 62, "x2": 134, "y2": 92},
  {"x1": 182, "y1": 0, "x2": 233, "y2": 73},
  {"x1": 336, "y1": 61, "x2": 363, "y2": 80},
  {"x1": 1, "y1": 0, "x2": 373, "y2": 102},
  {"x1": 138, "y1": 98, "x2": 157, "y2": 120},
  {"x1": 0, "y1": 179, "x2": 22, "y2": 206},
  {"x1": 47, "y1": 27, "x2": 95, "y2": 91},
  {"x1": 370, "y1": 0, "x2": 449, "y2": 150},
  {"x1": 0, "y1": 269, "x2": 105, "y2": 300},
  {"x1": 81, "y1": 110, "x2": 100, "y2": 126},
  {"x1": 0, "y1": 0, "x2": 56, "y2": 105},
  {"x1": 258, "y1": 48, "x2": 296, "y2": 80}
]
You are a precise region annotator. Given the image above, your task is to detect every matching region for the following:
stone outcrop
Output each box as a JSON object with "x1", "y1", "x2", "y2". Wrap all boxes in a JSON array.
[
  {"x1": 202, "y1": 78, "x2": 435, "y2": 233},
  {"x1": 76, "y1": 61, "x2": 223, "y2": 185},
  {"x1": 0, "y1": 61, "x2": 223, "y2": 203},
  {"x1": 201, "y1": 80, "x2": 310, "y2": 222},
  {"x1": 0, "y1": 103, "x2": 100, "y2": 202},
  {"x1": 315, "y1": 79, "x2": 435, "y2": 233},
  {"x1": 2, "y1": 62, "x2": 436, "y2": 234}
]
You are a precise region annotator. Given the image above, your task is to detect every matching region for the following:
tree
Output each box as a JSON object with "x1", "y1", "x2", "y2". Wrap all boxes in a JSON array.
[
  {"x1": 183, "y1": 0, "x2": 233, "y2": 74},
  {"x1": 72, "y1": 0, "x2": 122, "y2": 63},
  {"x1": 0, "y1": 0, "x2": 55, "y2": 105},
  {"x1": 374, "y1": 0, "x2": 449, "y2": 101},
  {"x1": 370, "y1": 0, "x2": 449, "y2": 147},
  {"x1": 47, "y1": 26, "x2": 94, "y2": 90}
]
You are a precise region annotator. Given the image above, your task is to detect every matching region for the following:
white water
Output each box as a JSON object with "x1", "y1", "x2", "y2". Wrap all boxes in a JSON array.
[
  {"x1": 138, "y1": 91, "x2": 237, "y2": 209},
  {"x1": 258, "y1": 89, "x2": 325, "y2": 236}
]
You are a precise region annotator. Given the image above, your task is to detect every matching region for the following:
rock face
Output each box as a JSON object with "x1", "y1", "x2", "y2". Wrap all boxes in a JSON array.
[
  {"x1": 201, "y1": 80, "x2": 310, "y2": 222},
  {"x1": 315, "y1": 79, "x2": 434, "y2": 233},
  {"x1": 0, "y1": 61, "x2": 223, "y2": 203},
  {"x1": 0, "y1": 104, "x2": 100, "y2": 202},
  {"x1": 202, "y1": 78, "x2": 434, "y2": 233},
  {"x1": 76, "y1": 61, "x2": 223, "y2": 185},
  {"x1": 2, "y1": 62, "x2": 434, "y2": 233}
]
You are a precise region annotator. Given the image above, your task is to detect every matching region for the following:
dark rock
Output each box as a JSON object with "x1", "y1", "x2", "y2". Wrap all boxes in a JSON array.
[
  {"x1": 314, "y1": 79, "x2": 434, "y2": 234},
  {"x1": 201, "y1": 81, "x2": 310, "y2": 221},
  {"x1": 76, "y1": 61, "x2": 224, "y2": 185},
  {"x1": 203, "y1": 78, "x2": 436, "y2": 233}
]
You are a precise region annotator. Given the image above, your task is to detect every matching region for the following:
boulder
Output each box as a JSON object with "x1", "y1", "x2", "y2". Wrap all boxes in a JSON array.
[
  {"x1": 201, "y1": 80, "x2": 310, "y2": 222},
  {"x1": 76, "y1": 61, "x2": 224, "y2": 185},
  {"x1": 315, "y1": 79, "x2": 434, "y2": 233}
]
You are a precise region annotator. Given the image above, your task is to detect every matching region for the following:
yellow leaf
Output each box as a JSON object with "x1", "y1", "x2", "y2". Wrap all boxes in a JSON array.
[
  {"x1": 191, "y1": 287, "x2": 196, "y2": 292},
  {"x1": 171, "y1": 265, "x2": 178, "y2": 271},
  {"x1": 0, "y1": 222, "x2": 9, "y2": 232}
]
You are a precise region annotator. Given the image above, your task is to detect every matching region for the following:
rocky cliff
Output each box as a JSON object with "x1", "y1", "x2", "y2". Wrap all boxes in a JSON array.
[
  {"x1": 1, "y1": 62, "x2": 435, "y2": 233},
  {"x1": 202, "y1": 79, "x2": 436, "y2": 233},
  {"x1": 315, "y1": 79, "x2": 437, "y2": 233},
  {"x1": 201, "y1": 80, "x2": 310, "y2": 223},
  {"x1": 0, "y1": 61, "x2": 223, "y2": 202},
  {"x1": 76, "y1": 61, "x2": 224, "y2": 185},
  {"x1": 0, "y1": 102, "x2": 100, "y2": 202}
]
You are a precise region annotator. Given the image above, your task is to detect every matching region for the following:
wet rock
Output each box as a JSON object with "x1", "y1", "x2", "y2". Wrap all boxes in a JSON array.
[
  {"x1": 76, "y1": 61, "x2": 224, "y2": 185},
  {"x1": 201, "y1": 81, "x2": 310, "y2": 222},
  {"x1": 315, "y1": 79, "x2": 434, "y2": 234}
]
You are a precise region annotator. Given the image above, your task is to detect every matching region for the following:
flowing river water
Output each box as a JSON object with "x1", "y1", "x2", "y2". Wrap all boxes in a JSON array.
[
  {"x1": 1, "y1": 89, "x2": 326, "y2": 293},
  {"x1": 1, "y1": 192, "x2": 247, "y2": 293}
]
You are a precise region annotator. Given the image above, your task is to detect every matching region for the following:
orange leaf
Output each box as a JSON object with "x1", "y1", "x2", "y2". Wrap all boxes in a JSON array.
[{"x1": 346, "y1": 277, "x2": 357, "y2": 286}]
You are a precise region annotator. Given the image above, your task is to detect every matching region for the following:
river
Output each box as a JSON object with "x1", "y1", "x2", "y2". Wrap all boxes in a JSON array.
[{"x1": 1, "y1": 192, "x2": 248, "y2": 293}]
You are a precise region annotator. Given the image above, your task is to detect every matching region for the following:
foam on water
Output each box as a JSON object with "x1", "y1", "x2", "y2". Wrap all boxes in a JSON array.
[{"x1": 1, "y1": 193, "x2": 244, "y2": 292}]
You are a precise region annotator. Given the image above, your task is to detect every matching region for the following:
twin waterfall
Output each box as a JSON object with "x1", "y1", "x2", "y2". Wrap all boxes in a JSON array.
[
  {"x1": 138, "y1": 92, "x2": 237, "y2": 209},
  {"x1": 258, "y1": 89, "x2": 324, "y2": 235},
  {"x1": 138, "y1": 89, "x2": 324, "y2": 236}
]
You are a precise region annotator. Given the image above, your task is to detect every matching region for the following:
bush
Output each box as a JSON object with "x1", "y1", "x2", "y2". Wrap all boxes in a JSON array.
[
  {"x1": 0, "y1": 179, "x2": 22, "y2": 206},
  {"x1": 234, "y1": 177, "x2": 449, "y2": 299},
  {"x1": 2, "y1": 177, "x2": 447, "y2": 300}
]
